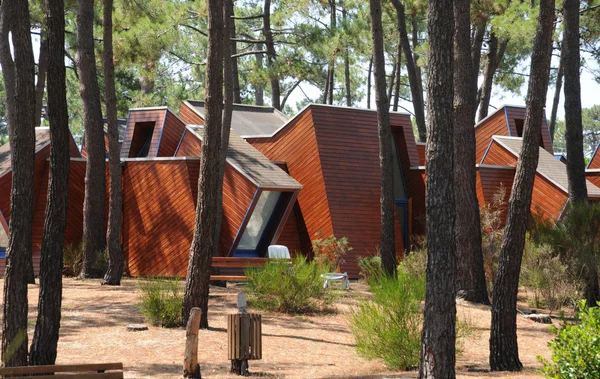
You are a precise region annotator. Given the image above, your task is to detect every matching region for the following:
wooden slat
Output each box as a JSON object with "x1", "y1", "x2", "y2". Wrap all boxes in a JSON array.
[{"x1": 0, "y1": 363, "x2": 122, "y2": 375}]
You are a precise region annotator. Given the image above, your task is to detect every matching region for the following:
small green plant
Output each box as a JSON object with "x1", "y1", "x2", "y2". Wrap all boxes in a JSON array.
[
  {"x1": 521, "y1": 237, "x2": 579, "y2": 312},
  {"x1": 138, "y1": 277, "x2": 184, "y2": 328},
  {"x1": 349, "y1": 264, "x2": 425, "y2": 370},
  {"x1": 245, "y1": 256, "x2": 334, "y2": 313},
  {"x1": 540, "y1": 301, "x2": 600, "y2": 378},
  {"x1": 311, "y1": 233, "x2": 352, "y2": 272},
  {"x1": 401, "y1": 248, "x2": 427, "y2": 281},
  {"x1": 63, "y1": 241, "x2": 108, "y2": 277},
  {"x1": 357, "y1": 255, "x2": 382, "y2": 281}
]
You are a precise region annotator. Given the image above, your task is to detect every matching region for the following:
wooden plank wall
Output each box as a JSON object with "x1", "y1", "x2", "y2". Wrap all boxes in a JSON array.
[
  {"x1": 247, "y1": 108, "x2": 335, "y2": 250},
  {"x1": 475, "y1": 110, "x2": 509, "y2": 163},
  {"x1": 416, "y1": 142, "x2": 426, "y2": 166},
  {"x1": 157, "y1": 111, "x2": 187, "y2": 157},
  {"x1": 481, "y1": 141, "x2": 519, "y2": 166},
  {"x1": 179, "y1": 102, "x2": 205, "y2": 125},
  {"x1": 505, "y1": 107, "x2": 553, "y2": 155},
  {"x1": 311, "y1": 107, "x2": 406, "y2": 276},
  {"x1": 122, "y1": 160, "x2": 196, "y2": 277},
  {"x1": 120, "y1": 109, "x2": 167, "y2": 158},
  {"x1": 586, "y1": 171, "x2": 600, "y2": 187},
  {"x1": 476, "y1": 165, "x2": 515, "y2": 224},
  {"x1": 588, "y1": 151, "x2": 600, "y2": 169}
]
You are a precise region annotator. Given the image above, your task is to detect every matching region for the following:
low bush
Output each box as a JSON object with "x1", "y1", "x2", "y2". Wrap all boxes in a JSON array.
[
  {"x1": 138, "y1": 278, "x2": 184, "y2": 328},
  {"x1": 540, "y1": 301, "x2": 600, "y2": 378},
  {"x1": 357, "y1": 255, "x2": 382, "y2": 281},
  {"x1": 480, "y1": 186, "x2": 507, "y2": 295},
  {"x1": 402, "y1": 248, "x2": 427, "y2": 281},
  {"x1": 312, "y1": 234, "x2": 352, "y2": 272},
  {"x1": 521, "y1": 237, "x2": 579, "y2": 312},
  {"x1": 349, "y1": 265, "x2": 425, "y2": 370},
  {"x1": 63, "y1": 241, "x2": 108, "y2": 278},
  {"x1": 245, "y1": 256, "x2": 334, "y2": 313}
]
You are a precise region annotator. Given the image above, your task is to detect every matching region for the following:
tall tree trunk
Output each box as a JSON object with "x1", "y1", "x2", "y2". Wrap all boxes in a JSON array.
[
  {"x1": 393, "y1": 33, "x2": 402, "y2": 112},
  {"x1": 0, "y1": 0, "x2": 36, "y2": 367},
  {"x1": 489, "y1": 0, "x2": 554, "y2": 370},
  {"x1": 343, "y1": 7, "x2": 351, "y2": 106},
  {"x1": 391, "y1": 0, "x2": 426, "y2": 142},
  {"x1": 549, "y1": 46, "x2": 563, "y2": 141},
  {"x1": 102, "y1": 0, "x2": 124, "y2": 286},
  {"x1": 453, "y1": 0, "x2": 489, "y2": 305},
  {"x1": 367, "y1": 55, "x2": 372, "y2": 109},
  {"x1": 387, "y1": 61, "x2": 397, "y2": 103},
  {"x1": 255, "y1": 47, "x2": 264, "y2": 106},
  {"x1": 34, "y1": 30, "x2": 48, "y2": 126},
  {"x1": 411, "y1": 12, "x2": 424, "y2": 103},
  {"x1": 229, "y1": 0, "x2": 241, "y2": 104},
  {"x1": 477, "y1": 33, "x2": 508, "y2": 121},
  {"x1": 419, "y1": 0, "x2": 456, "y2": 375},
  {"x1": 322, "y1": 69, "x2": 330, "y2": 104},
  {"x1": 471, "y1": 21, "x2": 486, "y2": 116},
  {"x1": 369, "y1": 0, "x2": 396, "y2": 278},
  {"x1": 563, "y1": 0, "x2": 597, "y2": 304},
  {"x1": 182, "y1": 0, "x2": 225, "y2": 329},
  {"x1": 263, "y1": 0, "x2": 280, "y2": 110},
  {"x1": 77, "y1": 0, "x2": 106, "y2": 278},
  {"x1": 29, "y1": 0, "x2": 70, "y2": 364},
  {"x1": 328, "y1": 0, "x2": 336, "y2": 106}
]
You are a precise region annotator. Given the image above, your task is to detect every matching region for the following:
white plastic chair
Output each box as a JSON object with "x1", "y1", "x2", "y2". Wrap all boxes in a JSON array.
[{"x1": 267, "y1": 245, "x2": 290, "y2": 259}]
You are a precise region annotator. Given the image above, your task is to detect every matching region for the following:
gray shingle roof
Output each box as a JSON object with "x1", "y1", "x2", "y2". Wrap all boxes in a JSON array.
[
  {"x1": 0, "y1": 128, "x2": 51, "y2": 178},
  {"x1": 187, "y1": 126, "x2": 302, "y2": 190},
  {"x1": 185, "y1": 100, "x2": 288, "y2": 138},
  {"x1": 493, "y1": 136, "x2": 600, "y2": 197}
]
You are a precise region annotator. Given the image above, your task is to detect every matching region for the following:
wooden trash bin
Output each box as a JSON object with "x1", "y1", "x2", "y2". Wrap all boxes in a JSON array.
[{"x1": 227, "y1": 313, "x2": 262, "y2": 375}]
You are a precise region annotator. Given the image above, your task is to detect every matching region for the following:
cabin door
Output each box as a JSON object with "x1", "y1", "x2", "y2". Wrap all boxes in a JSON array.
[{"x1": 395, "y1": 199, "x2": 409, "y2": 252}]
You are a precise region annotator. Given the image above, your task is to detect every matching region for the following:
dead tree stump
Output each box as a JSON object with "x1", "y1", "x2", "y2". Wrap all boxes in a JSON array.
[{"x1": 183, "y1": 307, "x2": 202, "y2": 378}]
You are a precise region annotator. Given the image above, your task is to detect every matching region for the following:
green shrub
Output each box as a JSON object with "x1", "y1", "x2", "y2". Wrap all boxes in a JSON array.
[
  {"x1": 521, "y1": 237, "x2": 579, "y2": 311},
  {"x1": 349, "y1": 265, "x2": 425, "y2": 370},
  {"x1": 402, "y1": 248, "x2": 427, "y2": 281},
  {"x1": 357, "y1": 255, "x2": 382, "y2": 281},
  {"x1": 63, "y1": 241, "x2": 108, "y2": 278},
  {"x1": 312, "y1": 234, "x2": 352, "y2": 272},
  {"x1": 540, "y1": 301, "x2": 600, "y2": 378},
  {"x1": 138, "y1": 278, "x2": 184, "y2": 328},
  {"x1": 245, "y1": 256, "x2": 334, "y2": 313}
]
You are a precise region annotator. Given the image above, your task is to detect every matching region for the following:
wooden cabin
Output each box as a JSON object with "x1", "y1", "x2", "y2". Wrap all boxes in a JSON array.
[
  {"x1": 475, "y1": 105, "x2": 553, "y2": 163},
  {"x1": 482, "y1": 136, "x2": 600, "y2": 220},
  {"x1": 194, "y1": 103, "x2": 426, "y2": 277},
  {"x1": 0, "y1": 128, "x2": 81, "y2": 274}
]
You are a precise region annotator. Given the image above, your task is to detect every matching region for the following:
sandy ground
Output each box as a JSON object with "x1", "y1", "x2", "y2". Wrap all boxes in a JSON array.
[{"x1": 0, "y1": 278, "x2": 554, "y2": 378}]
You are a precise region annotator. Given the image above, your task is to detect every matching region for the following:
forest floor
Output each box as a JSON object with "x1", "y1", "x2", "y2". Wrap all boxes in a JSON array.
[{"x1": 1, "y1": 278, "x2": 558, "y2": 378}]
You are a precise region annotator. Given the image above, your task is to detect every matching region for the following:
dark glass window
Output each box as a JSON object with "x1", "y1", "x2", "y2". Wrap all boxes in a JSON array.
[
  {"x1": 238, "y1": 191, "x2": 282, "y2": 251},
  {"x1": 129, "y1": 121, "x2": 156, "y2": 157}
]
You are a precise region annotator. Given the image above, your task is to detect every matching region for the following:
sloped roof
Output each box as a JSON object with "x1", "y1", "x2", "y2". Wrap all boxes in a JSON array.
[
  {"x1": 492, "y1": 136, "x2": 600, "y2": 197},
  {"x1": 186, "y1": 125, "x2": 302, "y2": 190},
  {"x1": 0, "y1": 128, "x2": 51, "y2": 178},
  {"x1": 184, "y1": 100, "x2": 288, "y2": 138}
]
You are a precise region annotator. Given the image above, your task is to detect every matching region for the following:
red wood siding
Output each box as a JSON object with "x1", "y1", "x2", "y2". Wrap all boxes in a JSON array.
[
  {"x1": 179, "y1": 102, "x2": 205, "y2": 125},
  {"x1": 481, "y1": 141, "x2": 519, "y2": 167},
  {"x1": 416, "y1": 142, "x2": 426, "y2": 166},
  {"x1": 157, "y1": 111, "x2": 187, "y2": 157},
  {"x1": 248, "y1": 108, "x2": 335, "y2": 248},
  {"x1": 586, "y1": 171, "x2": 600, "y2": 187},
  {"x1": 530, "y1": 174, "x2": 568, "y2": 221},
  {"x1": 120, "y1": 109, "x2": 167, "y2": 158},
  {"x1": 476, "y1": 165, "x2": 515, "y2": 223},
  {"x1": 505, "y1": 106, "x2": 553, "y2": 155},
  {"x1": 175, "y1": 129, "x2": 202, "y2": 158},
  {"x1": 475, "y1": 110, "x2": 509, "y2": 163},
  {"x1": 122, "y1": 160, "x2": 196, "y2": 277},
  {"x1": 588, "y1": 150, "x2": 600, "y2": 169}
]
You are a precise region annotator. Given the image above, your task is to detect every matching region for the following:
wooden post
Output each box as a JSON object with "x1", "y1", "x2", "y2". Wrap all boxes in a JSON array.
[{"x1": 183, "y1": 307, "x2": 202, "y2": 378}]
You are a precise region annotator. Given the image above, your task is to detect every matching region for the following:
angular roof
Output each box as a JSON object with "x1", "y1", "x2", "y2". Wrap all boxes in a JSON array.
[
  {"x1": 183, "y1": 100, "x2": 288, "y2": 138},
  {"x1": 492, "y1": 136, "x2": 600, "y2": 197},
  {"x1": 186, "y1": 125, "x2": 302, "y2": 190},
  {"x1": 0, "y1": 128, "x2": 51, "y2": 178}
]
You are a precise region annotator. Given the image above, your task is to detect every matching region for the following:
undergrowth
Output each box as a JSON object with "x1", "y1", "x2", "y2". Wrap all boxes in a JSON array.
[{"x1": 138, "y1": 277, "x2": 184, "y2": 328}]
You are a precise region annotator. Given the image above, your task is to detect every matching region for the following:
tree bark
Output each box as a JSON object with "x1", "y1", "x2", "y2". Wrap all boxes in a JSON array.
[
  {"x1": 411, "y1": 12, "x2": 424, "y2": 104},
  {"x1": 34, "y1": 30, "x2": 48, "y2": 126},
  {"x1": 182, "y1": 0, "x2": 225, "y2": 329},
  {"x1": 563, "y1": 0, "x2": 597, "y2": 304},
  {"x1": 343, "y1": 7, "x2": 351, "y2": 107},
  {"x1": 102, "y1": 0, "x2": 124, "y2": 286},
  {"x1": 393, "y1": 33, "x2": 402, "y2": 112},
  {"x1": 369, "y1": 0, "x2": 396, "y2": 278},
  {"x1": 471, "y1": 21, "x2": 486, "y2": 116},
  {"x1": 489, "y1": 0, "x2": 555, "y2": 370},
  {"x1": 477, "y1": 33, "x2": 508, "y2": 122},
  {"x1": 322, "y1": 69, "x2": 330, "y2": 104},
  {"x1": 229, "y1": 0, "x2": 241, "y2": 104},
  {"x1": 419, "y1": 0, "x2": 456, "y2": 375},
  {"x1": 255, "y1": 46, "x2": 264, "y2": 106},
  {"x1": 549, "y1": 45, "x2": 563, "y2": 141},
  {"x1": 0, "y1": 0, "x2": 36, "y2": 367},
  {"x1": 183, "y1": 308, "x2": 202, "y2": 378},
  {"x1": 387, "y1": 61, "x2": 396, "y2": 103},
  {"x1": 453, "y1": 0, "x2": 489, "y2": 305},
  {"x1": 327, "y1": 0, "x2": 336, "y2": 106},
  {"x1": 29, "y1": 0, "x2": 70, "y2": 364},
  {"x1": 263, "y1": 0, "x2": 280, "y2": 110},
  {"x1": 390, "y1": 0, "x2": 426, "y2": 142},
  {"x1": 77, "y1": 0, "x2": 106, "y2": 278},
  {"x1": 367, "y1": 55, "x2": 372, "y2": 109}
]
